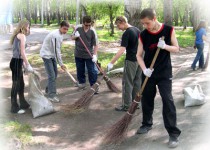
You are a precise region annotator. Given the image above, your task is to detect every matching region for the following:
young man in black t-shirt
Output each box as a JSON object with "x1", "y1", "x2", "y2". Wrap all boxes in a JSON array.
[
  {"x1": 107, "y1": 16, "x2": 142, "y2": 111},
  {"x1": 136, "y1": 8, "x2": 181, "y2": 148}
]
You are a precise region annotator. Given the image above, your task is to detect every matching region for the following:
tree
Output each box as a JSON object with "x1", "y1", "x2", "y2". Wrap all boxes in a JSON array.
[
  {"x1": 163, "y1": 0, "x2": 173, "y2": 25},
  {"x1": 26, "y1": 0, "x2": 31, "y2": 24},
  {"x1": 124, "y1": 0, "x2": 142, "y2": 30}
]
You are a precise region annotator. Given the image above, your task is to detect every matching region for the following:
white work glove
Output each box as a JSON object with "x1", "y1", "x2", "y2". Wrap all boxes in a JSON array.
[
  {"x1": 143, "y1": 68, "x2": 154, "y2": 77},
  {"x1": 107, "y1": 63, "x2": 114, "y2": 71},
  {"x1": 74, "y1": 31, "x2": 80, "y2": 38},
  {"x1": 92, "y1": 55, "x2": 97, "y2": 63},
  {"x1": 157, "y1": 38, "x2": 166, "y2": 49},
  {"x1": 26, "y1": 64, "x2": 34, "y2": 73}
]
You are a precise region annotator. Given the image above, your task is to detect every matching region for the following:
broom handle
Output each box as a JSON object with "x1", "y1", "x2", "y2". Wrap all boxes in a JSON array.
[
  {"x1": 65, "y1": 69, "x2": 78, "y2": 84},
  {"x1": 78, "y1": 37, "x2": 105, "y2": 75},
  {"x1": 137, "y1": 36, "x2": 165, "y2": 96}
]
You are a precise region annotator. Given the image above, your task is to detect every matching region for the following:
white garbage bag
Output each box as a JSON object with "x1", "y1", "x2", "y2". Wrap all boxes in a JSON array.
[
  {"x1": 28, "y1": 72, "x2": 55, "y2": 118},
  {"x1": 183, "y1": 84, "x2": 206, "y2": 107}
]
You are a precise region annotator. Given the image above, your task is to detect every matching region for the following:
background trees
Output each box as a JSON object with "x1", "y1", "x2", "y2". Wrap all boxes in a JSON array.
[{"x1": 10, "y1": 0, "x2": 210, "y2": 32}]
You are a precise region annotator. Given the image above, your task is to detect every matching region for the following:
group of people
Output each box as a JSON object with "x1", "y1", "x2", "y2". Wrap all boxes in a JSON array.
[{"x1": 10, "y1": 7, "x2": 210, "y2": 148}]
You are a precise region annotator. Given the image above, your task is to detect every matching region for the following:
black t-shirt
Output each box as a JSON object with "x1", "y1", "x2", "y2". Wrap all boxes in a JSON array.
[
  {"x1": 121, "y1": 27, "x2": 141, "y2": 61},
  {"x1": 140, "y1": 24, "x2": 173, "y2": 78}
]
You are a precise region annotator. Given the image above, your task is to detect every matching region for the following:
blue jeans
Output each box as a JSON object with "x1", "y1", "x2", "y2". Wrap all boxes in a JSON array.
[
  {"x1": 191, "y1": 43, "x2": 204, "y2": 69},
  {"x1": 43, "y1": 58, "x2": 57, "y2": 98},
  {"x1": 75, "y1": 57, "x2": 97, "y2": 86}
]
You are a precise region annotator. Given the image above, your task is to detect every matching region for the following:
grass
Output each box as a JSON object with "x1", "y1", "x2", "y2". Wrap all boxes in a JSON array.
[
  {"x1": 176, "y1": 28, "x2": 195, "y2": 47},
  {"x1": 4, "y1": 121, "x2": 32, "y2": 146}
]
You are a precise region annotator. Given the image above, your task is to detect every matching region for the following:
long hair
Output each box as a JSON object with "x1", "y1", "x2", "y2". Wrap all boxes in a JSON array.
[
  {"x1": 196, "y1": 20, "x2": 207, "y2": 32},
  {"x1": 10, "y1": 20, "x2": 30, "y2": 45}
]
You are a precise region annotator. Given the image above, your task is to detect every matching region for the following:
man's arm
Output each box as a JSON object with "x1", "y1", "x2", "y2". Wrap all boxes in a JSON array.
[
  {"x1": 164, "y1": 29, "x2": 180, "y2": 53},
  {"x1": 136, "y1": 38, "x2": 146, "y2": 71},
  {"x1": 110, "y1": 47, "x2": 126, "y2": 64}
]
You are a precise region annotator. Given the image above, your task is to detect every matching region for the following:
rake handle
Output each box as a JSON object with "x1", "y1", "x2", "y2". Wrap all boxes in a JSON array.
[
  {"x1": 138, "y1": 36, "x2": 165, "y2": 96},
  {"x1": 78, "y1": 36, "x2": 105, "y2": 75}
]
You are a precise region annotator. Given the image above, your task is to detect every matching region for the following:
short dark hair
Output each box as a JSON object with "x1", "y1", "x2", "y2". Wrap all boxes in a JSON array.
[
  {"x1": 60, "y1": 20, "x2": 70, "y2": 27},
  {"x1": 83, "y1": 16, "x2": 92, "y2": 24},
  {"x1": 140, "y1": 8, "x2": 156, "y2": 20}
]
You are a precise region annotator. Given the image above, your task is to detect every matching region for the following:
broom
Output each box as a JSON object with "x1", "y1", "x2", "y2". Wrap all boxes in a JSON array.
[
  {"x1": 64, "y1": 69, "x2": 79, "y2": 87},
  {"x1": 103, "y1": 36, "x2": 164, "y2": 144},
  {"x1": 61, "y1": 75, "x2": 103, "y2": 112},
  {"x1": 78, "y1": 36, "x2": 120, "y2": 93},
  {"x1": 202, "y1": 44, "x2": 210, "y2": 71}
]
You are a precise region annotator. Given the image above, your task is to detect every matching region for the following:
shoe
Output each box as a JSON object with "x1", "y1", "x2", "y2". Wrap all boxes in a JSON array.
[
  {"x1": 168, "y1": 136, "x2": 179, "y2": 148},
  {"x1": 136, "y1": 125, "x2": 152, "y2": 134},
  {"x1": 17, "y1": 109, "x2": 25, "y2": 114},
  {"x1": 115, "y1": 105, "x2": 129, "y2": 111},
  {"x1": 191, "y1": 66, "x2": 196, "y2": 71},
  {"x1": 94, "y1": 87, "x2": 99, "y2": 95},
  {"x1": 48, "y1": 96, "x2": 60, "y2": 103},
  {"x1": 78, "y1": 83, "x2": 86, "y2": 89}
]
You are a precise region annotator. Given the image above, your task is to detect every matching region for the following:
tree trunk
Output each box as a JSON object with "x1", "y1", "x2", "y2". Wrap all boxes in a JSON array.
[
  {"x1": 46, "y1": 0, "x2": 50, "y2": 26},
  {"x1": 81, "y1": 4, "x2": 87, "y2": 18},
  {"x1": 183, "y1": 5, "x2": 189, "y2": 30},
  {"x1": 124, "y1": 0, "x2": 142, "y2": 30},
  {"x1": 56, "y1": 0, "x2": 61, "y2": 24},
  {"x1": 26, "y1": 0, "x2": 31, "y2": 24},
  {"x1": 190, "y1": 0, "x2": 200, "y2": 31},
  {"x1": 150, "y1": 0, "x2": 156, "y2": 10},
  {"x1": 108, "y1": 4, "x2": 114, "y2": 36},
  {"x1": 34, "y1": 0, "x2": 38, "y2": 24},
  {"x1": 174, "y1": 7, "x2": 179, "y2": 26},
  {"x1": 164, "y1": 0, "x2": 173, "y2": 26}
]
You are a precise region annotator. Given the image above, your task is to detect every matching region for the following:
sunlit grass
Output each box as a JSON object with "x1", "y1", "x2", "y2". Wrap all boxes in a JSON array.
[
  {"x1": 176, "y1": 28, "x2": 194, "y2": 47},
  {"x1": 4, "y1": 121, "x2": 32, "y2": 146}
]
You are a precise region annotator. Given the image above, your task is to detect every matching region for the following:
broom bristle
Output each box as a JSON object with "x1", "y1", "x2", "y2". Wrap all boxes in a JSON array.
[
  {"x1": 103, "y1": 76, "x2": 121, "y2": 93},
  {"x1": 60, "y1": 82, "x2": 100, "y2": 113},
  {"x1": 103, "y1": 114, "x2": 133, "y2": 144},
  {"x1": 103, "y1": 96, "x2": 141, "y2": 144}
]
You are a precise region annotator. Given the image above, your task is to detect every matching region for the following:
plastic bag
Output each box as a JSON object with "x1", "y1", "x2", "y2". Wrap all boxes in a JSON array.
[
  {"x1": 28, "y1": 72, "x2": 55, "y2": 118},
  {"x1": 183, "y1": 84, "x2": 206, "y2": 107}
]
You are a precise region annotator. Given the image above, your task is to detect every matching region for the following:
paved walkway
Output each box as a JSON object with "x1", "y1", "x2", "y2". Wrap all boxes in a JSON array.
[{"x1": 0, "y1": 27, "x2": 210, "y2": 150}]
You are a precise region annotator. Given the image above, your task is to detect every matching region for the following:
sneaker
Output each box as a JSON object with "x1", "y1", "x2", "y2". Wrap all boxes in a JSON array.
[
  {"x1": 78, "y1": 83, "x2": 86, "y2": 89},
  {"x1": 136, "y1": 125, "x2": 152, "y2": 134},
  {"x1": 168, "y1": 136, "x2": 179, "y2": 148},
  {"x1": 94, "y1": 87, "x2": 99, "y2": 95},
  {"x1": 48, "y1": 96, "x2": 60, "y2": 103},
  {"x1": 115, "y1": 105, "x2": 129, "y2": 111},
  {"x1": 17, "y1": 109, "x2": 25, "y2": 114}
]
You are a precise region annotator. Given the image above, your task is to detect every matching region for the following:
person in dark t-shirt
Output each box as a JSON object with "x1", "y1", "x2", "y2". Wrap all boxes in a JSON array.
[
  {"x1": 107, "y1": 16, "x2": 142, "y2": 111},
  {"x1": 136, "y1": 8, "x2": 181, "y2": 148},
  {"x1": 72, "y1": 16, "x2": 98, "y2": 91}
]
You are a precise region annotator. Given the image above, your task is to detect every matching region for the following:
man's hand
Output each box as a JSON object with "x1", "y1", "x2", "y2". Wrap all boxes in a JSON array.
[
  {"x1": 107, "y1": 63, "x2": 114, "y2": 71},
  {"x1": 143, "y1": 68, "x2": 154, "y2": 77},
  {"x1": 157, "y1": 38, "x2": 166, "y2": 49},
  {"x1": 26, "y1": 64, "x2": 34, "y2": 73},
  {"x1": 61, "y1": 65, "x2": 67, "y2": 71},
  {"x1": 74, "y1": 31, "x2": 80, "y2": 38},
  {"x1": 92, "y1": 55, "x2": 97, "y2": 63}
]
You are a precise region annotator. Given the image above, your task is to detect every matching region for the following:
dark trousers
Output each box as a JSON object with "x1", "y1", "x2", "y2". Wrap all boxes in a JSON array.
[
  {"x1": 75, "y1": 57, "x2": 97, "y2": 86},
  {"x1": 141, "y1": 77, "x2": 181, "y2": 138},
  {"x1": 10, "y1": 58, "x2": 29, "y2": 113}
]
